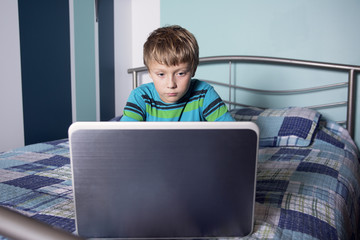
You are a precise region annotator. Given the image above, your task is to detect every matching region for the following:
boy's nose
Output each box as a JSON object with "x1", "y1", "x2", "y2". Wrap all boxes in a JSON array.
[{"x1": 167, "y1": 76, "x2": 177, "y2": 89}]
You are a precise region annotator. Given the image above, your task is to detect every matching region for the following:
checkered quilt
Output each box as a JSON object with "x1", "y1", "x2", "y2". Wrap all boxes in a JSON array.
[{"x1": 0, "y1": 108, "x2": 359, "y2": 239}]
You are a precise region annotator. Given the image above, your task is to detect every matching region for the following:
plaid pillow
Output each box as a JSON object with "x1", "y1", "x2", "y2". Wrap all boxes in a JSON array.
[{"x1": 230, "y1": 107, "x2": 321, "y2": 147}]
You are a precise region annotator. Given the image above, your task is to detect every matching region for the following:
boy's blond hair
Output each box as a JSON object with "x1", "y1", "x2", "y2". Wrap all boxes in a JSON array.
[{"x1": 143, "y1": 25, "x2": 199, "y2": 77}]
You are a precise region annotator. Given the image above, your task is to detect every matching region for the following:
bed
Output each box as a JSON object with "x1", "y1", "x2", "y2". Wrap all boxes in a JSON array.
[{"x1": 1, "y1": 56, "x2": 359, "y2": 240}]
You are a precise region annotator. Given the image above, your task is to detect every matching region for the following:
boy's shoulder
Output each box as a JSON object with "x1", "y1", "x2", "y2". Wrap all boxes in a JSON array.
[
  {"x1": 136, "y1": 82, "x2": 155, "y2": 90},
  {"x1": 190, "y1": 79, "x2": 213, "y2": 90},
  {"x1": 132, "y1": 82, "x2": 156, "y2": 95},
  {"x1": 129, "y1": 82, "x2": 160, "y2": 102}
]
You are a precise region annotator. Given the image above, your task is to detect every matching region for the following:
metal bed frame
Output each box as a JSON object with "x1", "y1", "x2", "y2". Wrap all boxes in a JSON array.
[
  {"x1": 0, "y1": 206, "x2": 84, "y2": 240},
  {"x1": 128, "y1": 56, "x2": 360, "y2": 138},
  {"x1": 0, "y1": 56, "x2": 358, "y2": 240}
]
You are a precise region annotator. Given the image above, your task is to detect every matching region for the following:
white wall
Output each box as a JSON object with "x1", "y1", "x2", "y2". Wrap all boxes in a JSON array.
[
  {"x1": 114, "y1": 0, "x2": 160, "y2": 116},
  {"x1": 0, "y1": 0, "x2": 24, "y2": 151}
]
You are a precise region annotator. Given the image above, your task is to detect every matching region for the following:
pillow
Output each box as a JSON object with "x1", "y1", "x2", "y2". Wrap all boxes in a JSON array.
[
  {"x1": 110, "y1": 115, "x2": 122, "y2": 121},
  {"x1": 230, "y1": 107, "x2": 321, "y2": 147}
]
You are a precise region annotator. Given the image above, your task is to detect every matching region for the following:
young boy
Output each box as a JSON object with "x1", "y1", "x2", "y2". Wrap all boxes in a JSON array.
[{"x1": 120, "y1": 25, "x2": 234, "y2": 122}]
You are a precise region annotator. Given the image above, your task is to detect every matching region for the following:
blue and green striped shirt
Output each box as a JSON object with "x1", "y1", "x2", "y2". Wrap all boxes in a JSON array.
[{"x1": 121, "y1": 79, "x2": 234, "y2": 121}]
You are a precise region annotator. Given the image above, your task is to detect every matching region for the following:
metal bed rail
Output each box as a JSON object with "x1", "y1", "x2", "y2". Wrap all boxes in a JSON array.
[
  {"x1": 0, "y1": 206, "x2": 84, "y2": 240},
  {"x1": 128, "y1": 56, "x2": 360, "y2": 138}
]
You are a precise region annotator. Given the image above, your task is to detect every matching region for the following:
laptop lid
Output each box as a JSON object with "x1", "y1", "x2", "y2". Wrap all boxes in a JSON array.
[{"x1": 69, "y1": 122, "x2": 259, "y2": 239}]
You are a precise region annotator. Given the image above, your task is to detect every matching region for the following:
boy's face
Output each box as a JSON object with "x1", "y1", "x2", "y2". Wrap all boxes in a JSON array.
[{"x1": 148, "y1": 61, "x2": 192, "y2": 104}]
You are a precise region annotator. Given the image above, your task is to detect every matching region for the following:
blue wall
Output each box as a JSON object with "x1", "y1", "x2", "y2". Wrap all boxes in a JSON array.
[
  {"x1": 73, "y1": 0, "x2": 97, "y2": 121},
  {"x1": 161, "y1": 0, "x2": 360, "y2": 145},
  {"x1": 161, "y1": 0, "x2": 360, "y2": 64},
  {"x1": 98, "y1": 0, "x2": 115, "y2": 121},
  {"x1": 73, "y1": 0, "x2": 115, "y2": 122},
  {"x1": 18, "y1": 0, "x2": 72, "y2": 145}
]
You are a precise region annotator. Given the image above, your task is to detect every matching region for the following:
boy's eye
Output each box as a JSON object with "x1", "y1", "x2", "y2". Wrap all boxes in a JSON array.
[
  {"x1": 157, "y1": 73, "x2": 164, "y2": 77},
  {"x1": 178, "y1": 71, "x2": 187, "y2": 76}
]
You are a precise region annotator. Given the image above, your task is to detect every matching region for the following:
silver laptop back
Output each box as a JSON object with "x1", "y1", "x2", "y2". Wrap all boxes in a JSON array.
[{"x1": 69, "y1": 122, "x2": 258, "y2": 239}]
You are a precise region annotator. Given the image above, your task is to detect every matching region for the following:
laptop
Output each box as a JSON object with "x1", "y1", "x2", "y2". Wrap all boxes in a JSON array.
[{"x1": 69, "y1": 121, "x2": 259, "y2": 239}]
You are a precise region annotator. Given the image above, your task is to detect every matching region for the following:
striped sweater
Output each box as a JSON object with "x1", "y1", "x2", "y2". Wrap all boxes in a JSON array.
[{"x1": 120, "y1": 79, "x2": 234, "y2": 121}]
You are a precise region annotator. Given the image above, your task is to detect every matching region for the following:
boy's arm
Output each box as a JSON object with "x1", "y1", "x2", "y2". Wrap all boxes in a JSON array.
[
  {"x1": 202, "y1": 86, "x2": 235, "y2": 122},
  {"x1": 120, "y1": 90, "x2": 146, "y2": 121}
]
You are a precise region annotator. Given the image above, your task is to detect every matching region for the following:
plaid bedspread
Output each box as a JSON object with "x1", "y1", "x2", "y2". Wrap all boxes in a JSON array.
[
  {"x1": 0, "y1": 120, "x2": 359, "y2": 239},
  {"x1": 246, "y1": 120, "x2": 360, "y2": 240}
]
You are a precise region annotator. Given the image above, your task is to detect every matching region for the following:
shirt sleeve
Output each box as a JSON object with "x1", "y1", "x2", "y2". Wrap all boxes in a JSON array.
[
  {"x1": 120, "y1": 89, "x2": 146, "y2": 121},
  {"x1": 202, "y1": 86, "x2": 235, "y2": 122}
]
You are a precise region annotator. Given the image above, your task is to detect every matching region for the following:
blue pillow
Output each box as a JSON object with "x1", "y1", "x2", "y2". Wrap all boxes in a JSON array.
[{"x1": 230, "y1": 107, "x2": 321, "y2": 147}]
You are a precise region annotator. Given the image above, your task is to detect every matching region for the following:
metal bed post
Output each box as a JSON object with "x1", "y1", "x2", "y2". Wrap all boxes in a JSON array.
[
  {"x1": 228, "y1": 61, "x2": 232, "y2": 110},
  {"x1": 132, "y1": 71, "x2": 138, "y2": 89},
  {"x1": 128, "y1": 66, "x2": 148, "y2": 89},
  {"x1": 347, "y1": 69, "x2": 355, "y2": 138}
]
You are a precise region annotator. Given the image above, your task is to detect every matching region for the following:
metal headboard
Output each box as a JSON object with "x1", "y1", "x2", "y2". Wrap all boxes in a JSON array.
[{"x1": 128, "y1": 56, "x2": 360, "y2": 138}]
